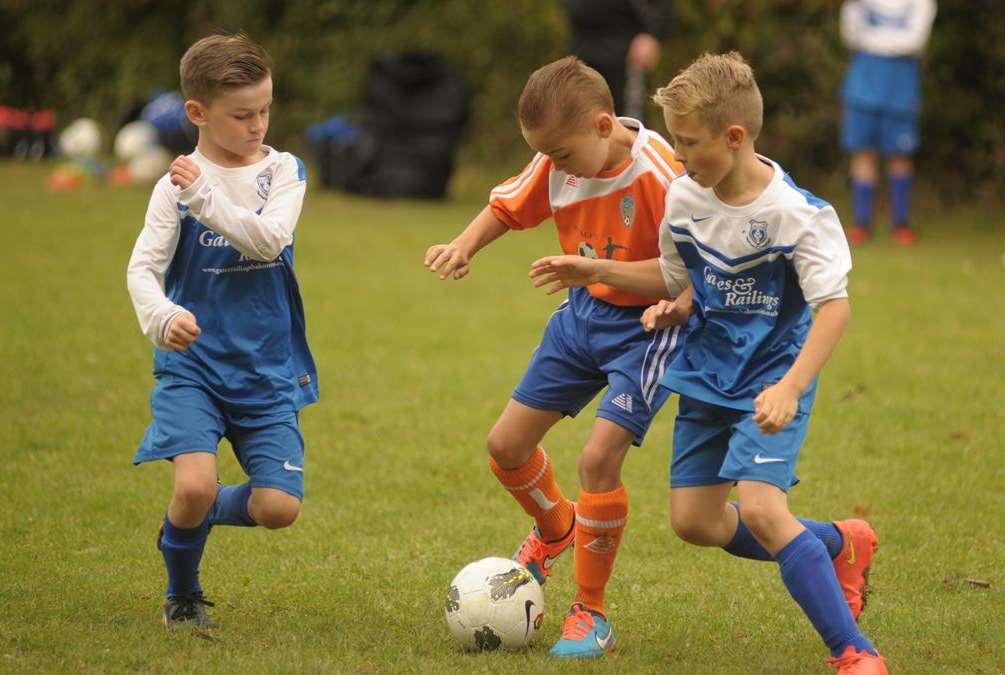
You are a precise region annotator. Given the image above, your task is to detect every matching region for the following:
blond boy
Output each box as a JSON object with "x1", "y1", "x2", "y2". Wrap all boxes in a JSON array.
[
  {"x1": 127, "y1": 33, "x2": 316, "y2": 628},
  {"x1": 530, "y1": 52, "x2": 887, "y2": 673},
  {"x1": 426, "y1": 56, "x2": 689, "y2": 657}
]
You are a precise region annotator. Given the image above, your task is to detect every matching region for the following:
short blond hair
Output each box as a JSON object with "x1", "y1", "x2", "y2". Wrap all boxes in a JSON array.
[
  {"x1": 653, "y1": 52, "x2": 763, "y2": 139},
  {"x1": 180, "y1": 33, "x2": 271, "y2": 104},
  {"x1": 518, "y1": 56, "x2": 614, "y2": 132}
]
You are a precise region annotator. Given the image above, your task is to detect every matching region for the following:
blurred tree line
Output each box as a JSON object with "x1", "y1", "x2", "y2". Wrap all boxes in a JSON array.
[{"x1": 2, "y1": 0, "x2": 1002, "y2": 198}]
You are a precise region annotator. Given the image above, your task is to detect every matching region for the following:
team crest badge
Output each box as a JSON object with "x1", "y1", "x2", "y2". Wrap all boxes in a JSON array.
[
  {"x1": 745, "y1": 219, "x2": 770, "y2": 249},
  {"x1": 256, "y1": 170, "x2": 273, "y2": 199},
  {"x1": 620, "y1": 194, "x2": 635, "y2": 228}
]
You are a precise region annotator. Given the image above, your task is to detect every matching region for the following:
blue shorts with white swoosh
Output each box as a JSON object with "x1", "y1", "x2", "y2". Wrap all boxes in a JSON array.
[
  {"x1": 134, "y1": 376, "x2": 306, "y2": 499},
  {"x1": 669, "y1": 394, "x2": 811, "y2": 491}
]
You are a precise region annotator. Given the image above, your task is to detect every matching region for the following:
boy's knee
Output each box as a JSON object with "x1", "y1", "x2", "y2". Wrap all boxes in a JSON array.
[
  {"x1": 251, "y1": 491, "x2": 301, "y2": 529},
  {"x1": 577, "y1": 448, "x2": 621, "y2": 492},
  {"x1": 735, "y1": 500, "x2": 773, "y2": 539},
  {"x1": 173, "y1": 476, "x2": 217, "y2": 512},
  {"x1": 670, "y1": 511, "x2": 718, "y2": 546},
  {"x1": 485, "y1": 428, "x2": 533, "y2": 468}
]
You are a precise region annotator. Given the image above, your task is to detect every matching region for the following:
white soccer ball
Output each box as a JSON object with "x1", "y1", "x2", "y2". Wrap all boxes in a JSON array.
[
  {"x1": 128, "y1": 145, "x2": 172, "y2": 183},
  {"x1": 577, "y1": 241, "x2": 598, "y2": 259},
  {"x1": 59, "y1": 118, "x2": 102, "y2": 159},
  {"x1": 114, "y1": 120, "x2": 158, "y2": 161},
  {"x1": 444, "y1": 557, "x2": 544, "y2": 651}
]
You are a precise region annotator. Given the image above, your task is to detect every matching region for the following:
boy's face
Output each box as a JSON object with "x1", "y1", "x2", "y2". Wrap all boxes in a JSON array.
[
  {"x1": 663, "y1": 111, "x2": 736, "y2": 188},
  {"x1": 521, "y1": 113, "x2": 613, "y2": 179},
  {"x1": 187, "y1": 76, "x2": 273, "y2": 162}
]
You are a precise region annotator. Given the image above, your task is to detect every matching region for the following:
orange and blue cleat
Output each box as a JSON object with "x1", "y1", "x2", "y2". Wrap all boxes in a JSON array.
[
  {"x1": 833, "y1": 519, "x2": 878, "y2": 621},
  {"x1": 513, "y1": 522, "x2": 575, "y2": 585},
  {"x1": 550, "y1": 603, "x2": 617, "y2": 658},
  {"x1": 826, "y1": 645, "x2": 888, "y2": 674},
  {"x1": 846, "y1": 225, "x2": 872, "y2": 247}
]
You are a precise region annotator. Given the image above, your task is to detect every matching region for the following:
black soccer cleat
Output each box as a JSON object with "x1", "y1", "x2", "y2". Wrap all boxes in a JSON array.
[{"x1": 163, "y1": 593, "x2": 216, "y2": 629}]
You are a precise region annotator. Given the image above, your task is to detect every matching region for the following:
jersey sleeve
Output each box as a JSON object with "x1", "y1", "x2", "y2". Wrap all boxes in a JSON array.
[
  {"x1": 177, "y1": 153, "x2": 306, "y2": 261},
  {"x1": 488, "y1": 153, "x2": 553, "y2": 230},
  {"x1": 792, "y1": 206, "x2": 853, "y2": 308},
  {"x1": 126, "y1": 177, "x2": 185, "y2": 347}
]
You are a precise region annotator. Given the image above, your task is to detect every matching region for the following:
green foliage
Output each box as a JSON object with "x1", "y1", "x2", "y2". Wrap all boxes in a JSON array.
[{"x1": 2, "y1": 0, "x2": 1003, "y2": 194}]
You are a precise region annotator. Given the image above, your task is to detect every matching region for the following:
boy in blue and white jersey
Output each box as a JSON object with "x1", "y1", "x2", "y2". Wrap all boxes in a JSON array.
[
  {"x1": 126, "y1": 33, "x2": 317, "y2": 629},
  {"x1": 531, "y1": 52, "x2": 886, "y2": 673},
  {"x1": 840, "y1": 0, "x2": 937, "y2": 246}
]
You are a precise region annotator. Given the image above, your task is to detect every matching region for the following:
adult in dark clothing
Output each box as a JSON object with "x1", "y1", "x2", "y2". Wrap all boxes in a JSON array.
[{"x1": 565, "y1": 0, "x2": 674, "y2": 116}]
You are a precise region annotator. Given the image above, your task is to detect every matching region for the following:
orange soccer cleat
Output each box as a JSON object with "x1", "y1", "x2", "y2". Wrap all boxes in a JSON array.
[
  {"x1": 846, "y1": 225, "x2": 872, "y2": 247},
  {"x1": 513, "y1": 521, "x2": 575, "y2": 585},
  {"x1": 891, "y1": 226, "x2": 918, "y2": 246},
  {"x1": 826, "y1": 646, "x2": 888, "y2": 674},
  {"x1": 833, "y1": 519, "x2": 879, "y2": 621}
]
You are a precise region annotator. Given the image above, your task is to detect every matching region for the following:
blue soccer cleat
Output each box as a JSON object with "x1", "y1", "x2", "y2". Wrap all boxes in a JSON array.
[{"x1": 550, "y1": 602, "x2": 617, "y2": 658}]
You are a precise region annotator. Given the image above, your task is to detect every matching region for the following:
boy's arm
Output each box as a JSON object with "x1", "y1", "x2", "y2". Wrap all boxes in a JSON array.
[
  {"x1": 424, "y1": 205, "x2": 510, "y2": 280},
  {"x1": 126, "y1": 178, "x2": 198, "y2": 349},
  {"x1": 753, "y1": 298, "x2": 850, "y2": 434},
  {"x1": 529, "y1": 256, "x2": 673, "y2": 297},
  {"x1": 173, "y1": 154, "x2": 306, "y2": 262}
]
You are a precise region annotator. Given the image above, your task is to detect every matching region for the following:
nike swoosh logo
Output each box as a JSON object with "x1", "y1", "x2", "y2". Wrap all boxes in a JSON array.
[
  {"x1": 524, "y1": 600, "x2": 535, "y2": 639},
  {"x1": 846, "y1": 537, "x2": 856, "y2": 565},
  {"x1": 282, "y1": 460, "x2": 304, "y2": 472},
  {"x1": 691, "y1": 214, "x2": 712, "y2": 222},
  {"x1": 753, "y1": 453, "x2": 785, "y2": 464},
  {"x1": 543, "y1": 555, "x2": 559, "y2": 569},
  {"x1": 595, "y1": 627, "x2": 614, "y2": 650}
]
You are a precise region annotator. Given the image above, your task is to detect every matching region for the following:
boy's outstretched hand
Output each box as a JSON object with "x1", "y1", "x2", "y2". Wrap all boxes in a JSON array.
[
  {"x1": 753, "y1": 381, "x2": 799, "y2": 435},
  {"x1": 169, "y1": 155, "x2": 201, "y2": 190},
  {"x1": 529, "y1": 255, "x2": 600, "y2": 295},
  {"x1": 165, "y1": 310, "x2": 201, "y2": 352},
  {"x1": 425, "y1": 243, "x2": 472, "y2": 280}
]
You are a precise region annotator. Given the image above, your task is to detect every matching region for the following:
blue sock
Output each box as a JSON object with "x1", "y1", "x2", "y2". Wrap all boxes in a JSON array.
[
  {"x1": 776, "y1": 530, "x2": 875, "y2": 657},
  {"x1": 851, "y1": 180, "x2": 875, "y2": 228},
  {"x1": 161, "y1": 515, "x2": 210, "y2": 599},
  {"x1": 208, "y1": 482, "x2": 256, "y2": 527},
  {"x1": 889, "y1": 173, "x2": 912, "y2": 227},
  {"x1": 723, "y1": 505, "x2": 843, "y2": 560}
]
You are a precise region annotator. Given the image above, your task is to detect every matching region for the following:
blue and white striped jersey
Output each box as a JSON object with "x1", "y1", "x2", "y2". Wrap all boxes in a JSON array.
[
  {"x1": 657, "y1": 157, "x2": 851, "y2": 413},
  {"x1": 127, "y1": 146, "x2": 318, "y2": 414}
]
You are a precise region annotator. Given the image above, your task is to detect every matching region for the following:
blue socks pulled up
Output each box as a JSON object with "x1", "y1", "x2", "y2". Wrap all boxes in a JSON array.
[
  {"x1": 776, "y1": 530, "x2": 876, "y2": 657},
  {"x1": 889, "y1": 172, "x2": 913, "y2": 227},
  {"x1": 161, "y1": 515, "x2": 210, "y2": 599},
  {"x1": 851, "y1": 179, "x2": 875, "y2": 228},
  {"x1": 723, "y1": 505, "x2": 843, "y2": 561},
  {"x1": 208, "y1": 482, "x2": 256, "y2": 527}
]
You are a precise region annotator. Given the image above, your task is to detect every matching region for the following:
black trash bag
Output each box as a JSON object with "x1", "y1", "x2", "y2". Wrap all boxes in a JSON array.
[{"x1": 320, "y1": 51, "x2": 470, "y2": 199}]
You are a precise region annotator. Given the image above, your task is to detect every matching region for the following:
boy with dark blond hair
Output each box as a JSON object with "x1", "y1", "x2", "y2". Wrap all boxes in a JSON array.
[
  {"x1": 127, "y1": 33, "x2": 317, "y2": 628},
  {"x1": 426, "y1": 55, "x2": 689, "y2": 658},
  {"x1": 531, "y1": 52, "x2": 886, "y2": 673}
]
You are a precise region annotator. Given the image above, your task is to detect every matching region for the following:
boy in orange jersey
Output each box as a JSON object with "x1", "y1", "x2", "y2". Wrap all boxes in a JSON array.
[{"x1": 425, "y1": 56, "x2": 689, "y2": 658}]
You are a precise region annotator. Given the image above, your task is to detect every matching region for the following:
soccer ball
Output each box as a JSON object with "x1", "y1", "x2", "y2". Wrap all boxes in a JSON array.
[
  {"x1": 59, "y1": 118, "x2": 102, "y2": 159},
  {"x1": 114, "y1": 120, "x2": 158, "y2": 161},
  {"x1": 444, "y1": 557, "x2": 544, "y2": 651}
]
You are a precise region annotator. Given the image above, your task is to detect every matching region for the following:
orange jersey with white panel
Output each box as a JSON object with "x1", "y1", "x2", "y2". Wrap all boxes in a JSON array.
[{"x1": 489, "y1": 118, "x2": 685, "y2": 307}]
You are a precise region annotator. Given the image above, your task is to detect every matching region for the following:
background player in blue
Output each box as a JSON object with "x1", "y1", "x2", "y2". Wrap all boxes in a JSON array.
[
  {"x1": 840, "y1": 0, "x2": 937, "y2": 247},
  {"x1": 531, "y1": 53, "x2": 887, "y2": 673},
  {"x1": 126, "y1": 33, "x2": 317, "y2": 629}
]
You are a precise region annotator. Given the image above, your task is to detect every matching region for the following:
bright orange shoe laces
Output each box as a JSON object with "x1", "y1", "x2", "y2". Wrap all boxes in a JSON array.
[{"x1": 560, "y1": 604, "x2": 596, "y2": 640}]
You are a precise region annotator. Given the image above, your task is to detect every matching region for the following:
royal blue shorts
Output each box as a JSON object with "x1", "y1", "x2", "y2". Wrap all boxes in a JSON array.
[
  {"x1": 513, "y1": 287, "x2": 685, "y2": 446},
  {"x1": 842, "y1": 103, "x2": 919, "y2": 156},
  {"x1": 134, "y1": 376, "x2": 306, "y2": 499},
  {"x1": 669, "y1": 394, "x2": 813, "y2": 492}
]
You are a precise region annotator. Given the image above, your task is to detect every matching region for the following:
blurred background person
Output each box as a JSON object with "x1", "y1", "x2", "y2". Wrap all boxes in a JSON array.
[
  {"x1": 840, "y1": 0, "x2": 937, "y2": 246},
  {"x1": 565, "y1": 0, "x2": 674, "y2": 118}
]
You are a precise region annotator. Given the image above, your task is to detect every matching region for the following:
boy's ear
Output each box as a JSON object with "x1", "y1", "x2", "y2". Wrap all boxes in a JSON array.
[
  {"x1": 185, "y1": 100, "x2": 208, "y2": 128},
  {"x1": 595, "y1": 112, "x2": 614, "y2": 138},
  {"x1": 725, "y1": 124, "x2": 746, "y2": 149}
]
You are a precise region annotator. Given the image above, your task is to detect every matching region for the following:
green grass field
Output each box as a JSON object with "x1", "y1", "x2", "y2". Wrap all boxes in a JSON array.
[{"x1": 1, "y1": 161, "x2": 1003, "y2": 674}]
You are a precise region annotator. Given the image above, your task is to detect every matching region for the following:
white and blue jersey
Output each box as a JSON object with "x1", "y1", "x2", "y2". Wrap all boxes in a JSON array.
[
  {"x1": 840, "y1": 0, "x2": 935, "y2": 117},
  {"x1": 127, "y1": 147, "x2": 318, "y2": 414},
  {"x1": 657, "y1": 157, "x2": 852, "y2": 415}
]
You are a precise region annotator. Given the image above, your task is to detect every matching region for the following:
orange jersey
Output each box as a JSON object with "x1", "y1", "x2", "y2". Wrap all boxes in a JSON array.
[{"x1": 489, "y1": 119, "x2": 685, "y2": 307}]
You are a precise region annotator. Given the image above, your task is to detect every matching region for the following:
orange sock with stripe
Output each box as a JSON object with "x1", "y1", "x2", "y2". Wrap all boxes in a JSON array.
[
  {"x1": 489, "y1": 446, "x2": 574, "y2": 542},
  {"x1": 574, "y1": 484, "x2": 628, "y2": 614}
]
